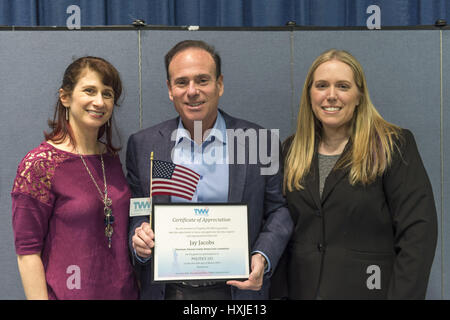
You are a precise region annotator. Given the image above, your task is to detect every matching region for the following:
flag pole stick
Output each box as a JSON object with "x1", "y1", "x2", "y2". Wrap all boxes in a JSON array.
[{"x1": 149, "y1": 151, "x2": 154, "y2": 229}]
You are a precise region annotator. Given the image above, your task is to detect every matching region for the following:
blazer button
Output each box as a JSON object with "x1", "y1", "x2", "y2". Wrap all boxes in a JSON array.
[{"x1": 317, "y1": 243, "x2": 325, "y2": 252}]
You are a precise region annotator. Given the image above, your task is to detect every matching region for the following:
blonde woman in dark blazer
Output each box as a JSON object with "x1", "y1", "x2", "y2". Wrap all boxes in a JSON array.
[{"x1": 273, "y1": 49, "x2": 437, "y2": 299}]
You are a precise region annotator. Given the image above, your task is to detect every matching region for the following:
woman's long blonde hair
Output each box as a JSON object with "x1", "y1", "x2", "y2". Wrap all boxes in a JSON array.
[{"x1": 284, "y1": 49, "x2": 401, "y2": 192}]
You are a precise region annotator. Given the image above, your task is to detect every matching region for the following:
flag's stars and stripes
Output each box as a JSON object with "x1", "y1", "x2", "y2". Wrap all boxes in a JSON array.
[{"x1": 152, "y1": 160, "x2": 200, "y2": 200}]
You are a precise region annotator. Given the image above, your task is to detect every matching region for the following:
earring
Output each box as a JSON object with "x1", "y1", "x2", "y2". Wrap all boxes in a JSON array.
[
  {"x1": 65, "y1": 108, "x2": 69, "y2": 121},
  {"x1": 107, "y1": 119, "x2": 111, "y2": 127}
]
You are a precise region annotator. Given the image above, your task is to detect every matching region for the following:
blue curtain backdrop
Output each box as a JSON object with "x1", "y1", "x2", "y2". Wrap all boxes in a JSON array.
[{"x1": 0, "y1": 0, "x2": 449, "y2": 27}]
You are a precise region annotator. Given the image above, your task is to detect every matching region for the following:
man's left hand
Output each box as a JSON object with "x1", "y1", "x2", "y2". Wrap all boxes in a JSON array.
[{"x1": 226, "y1": 253, "x2": 266, "y2": 291}]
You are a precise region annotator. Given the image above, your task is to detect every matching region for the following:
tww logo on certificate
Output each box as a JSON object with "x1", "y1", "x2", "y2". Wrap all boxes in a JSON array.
[{"x1": 151, "y1": 203, "x2": 250, "y2": 283}]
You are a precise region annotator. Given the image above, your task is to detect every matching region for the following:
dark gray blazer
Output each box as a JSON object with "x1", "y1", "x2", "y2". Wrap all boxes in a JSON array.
[{"x1": 126, "y1": 110, "x2": 293, "y2": 300}]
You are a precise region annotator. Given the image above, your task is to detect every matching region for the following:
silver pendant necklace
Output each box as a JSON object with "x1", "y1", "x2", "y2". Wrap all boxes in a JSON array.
[{"x1": 77, "y1": 149, "x2": 114, "y2": 248}]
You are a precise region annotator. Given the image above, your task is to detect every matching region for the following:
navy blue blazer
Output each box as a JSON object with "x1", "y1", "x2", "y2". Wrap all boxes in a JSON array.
[{"x1": 126, "y1": 110, "x2": 293, "y2": 300}]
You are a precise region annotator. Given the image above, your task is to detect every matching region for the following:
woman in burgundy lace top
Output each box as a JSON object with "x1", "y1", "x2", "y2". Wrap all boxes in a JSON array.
[{"x1": 11, "y1": 57, "x2": 138, "y2": 299}]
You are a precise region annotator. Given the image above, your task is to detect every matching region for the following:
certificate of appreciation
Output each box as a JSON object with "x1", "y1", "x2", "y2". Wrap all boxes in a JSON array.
[{"x1": 152, "y1": 203, "x2": 250, "y2": 283}]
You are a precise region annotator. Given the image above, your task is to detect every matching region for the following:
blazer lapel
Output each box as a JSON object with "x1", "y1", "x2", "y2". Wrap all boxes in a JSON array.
[
  {"x1": 151, "y1": 119, "x2": 178, "y2": 204},
  {"x1": 158, "y1": 125, "x2": 175, "y2": 163},
  {"x1": 320, "y1": 139, "x2": 352, "y2": 204},
  {"x1": 320, "y1": 166, "x2": 348, "y2": 204},
  {"x1": 222, "y1": 110, "x2": 246, "y2": 203},
  {"x1": 228, "y1": 153, "x2": 246, "y2": 203},
  {"x1": 305, "y1": 154, "x2": 322, "y2": 209}
]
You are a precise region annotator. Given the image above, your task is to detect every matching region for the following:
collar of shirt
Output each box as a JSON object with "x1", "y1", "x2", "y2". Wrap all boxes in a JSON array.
[
  {"x1": 174, "y1": 111, "x2": 227, "y2": 148},
  {"x1": 171, "y1": 111, "x2": 229, "y2": 203}
]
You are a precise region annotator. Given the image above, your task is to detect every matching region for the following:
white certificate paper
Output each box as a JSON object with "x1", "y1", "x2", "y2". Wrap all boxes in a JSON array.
[{"x1": 152, "y1": 203, "x2": 250, "y2": 283}]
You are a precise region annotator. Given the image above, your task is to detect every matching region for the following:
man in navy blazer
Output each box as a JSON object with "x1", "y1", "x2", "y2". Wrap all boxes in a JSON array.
[{"x1": 126, "y1": 40, "x2": 293, "y2": 299}]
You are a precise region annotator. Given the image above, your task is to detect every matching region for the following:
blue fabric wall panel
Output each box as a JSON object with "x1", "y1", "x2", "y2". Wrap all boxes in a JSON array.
[
  {"x1": 441, "y1": 30, "x2": 450, "y2": 300},
  {"x1": 173, "y1": 0, "x2": 232, "y2": 27},
  {"x1": 292, "y1": 0, "x2": 311, "y2": 26},
  {"x1": 174, "y1": 0, "x2": 200, "y2": 26},
  {"x1": 379, "y1": 0, "x2": 419, "y2": 26},
  {"x1": 37, "y1": 0, "x2": 67, "y2": 26},
  {"x1": 291, "y1": 0, "x2": 445, "y2": 27},
  {"x1": 38, "y1": 0, "x2": 107, "y2": 26},
  {"x1": 309, "y1": 0, "x2": 348, "y2": 26},
  {"x1": 197, "y1": 0, "x2": 223, "y2": 27},
  {"x1": 245, "y1": 0, "x2": 294, "y2": 26},
  {"x1": 140, "y1": 30, "x2": 293, "y2": 140},
  {"x1": 1, "y1": 0, "x2": 450, "y2": 27},
  {"x1": 106, "y1": 0, "x2": 175, "y2": 26},
  {"x1": 0, "y1": 0, "x2": 37, "y2": 26},
  {"x1": 139, "y1": 30, "x2": 178, "y2": 129},
  {"x1": 217, "y1": 0, "x2": 244, "y2": 27},
  {"x1": 418, "y1": 0, "x2": 447, "y2": 24},
  {"x1": 292, "y1": 30, "x2": 442, "y2": 299},
  {"x1": 78, "y1": 0, "x2": 107, "y2": 26}
]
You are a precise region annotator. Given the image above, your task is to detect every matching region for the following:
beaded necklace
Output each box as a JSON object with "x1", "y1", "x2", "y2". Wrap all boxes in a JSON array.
[{"x1": 77, "y1": 149, "x2": 114, "y2": 248}]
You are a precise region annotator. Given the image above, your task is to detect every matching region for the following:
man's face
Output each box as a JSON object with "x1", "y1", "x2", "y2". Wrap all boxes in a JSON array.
[{"x1": 167, "y1": 48, "x2": 224, "y2": 135}]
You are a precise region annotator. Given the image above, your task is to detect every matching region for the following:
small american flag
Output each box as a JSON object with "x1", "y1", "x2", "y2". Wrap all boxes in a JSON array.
[{"x1": 152, "y1": 160, "x2": 200, "y2": 200}]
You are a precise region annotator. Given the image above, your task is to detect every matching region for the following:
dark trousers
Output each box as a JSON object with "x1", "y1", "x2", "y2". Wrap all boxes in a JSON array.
[{"x1": 165, "y1": 283, "x2": 232, "y2": 300}]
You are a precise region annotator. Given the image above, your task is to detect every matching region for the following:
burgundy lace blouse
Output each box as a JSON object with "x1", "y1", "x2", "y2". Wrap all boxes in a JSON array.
[{"x1": 11, "y1": 141, "x2": 138, "y2": 299}]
